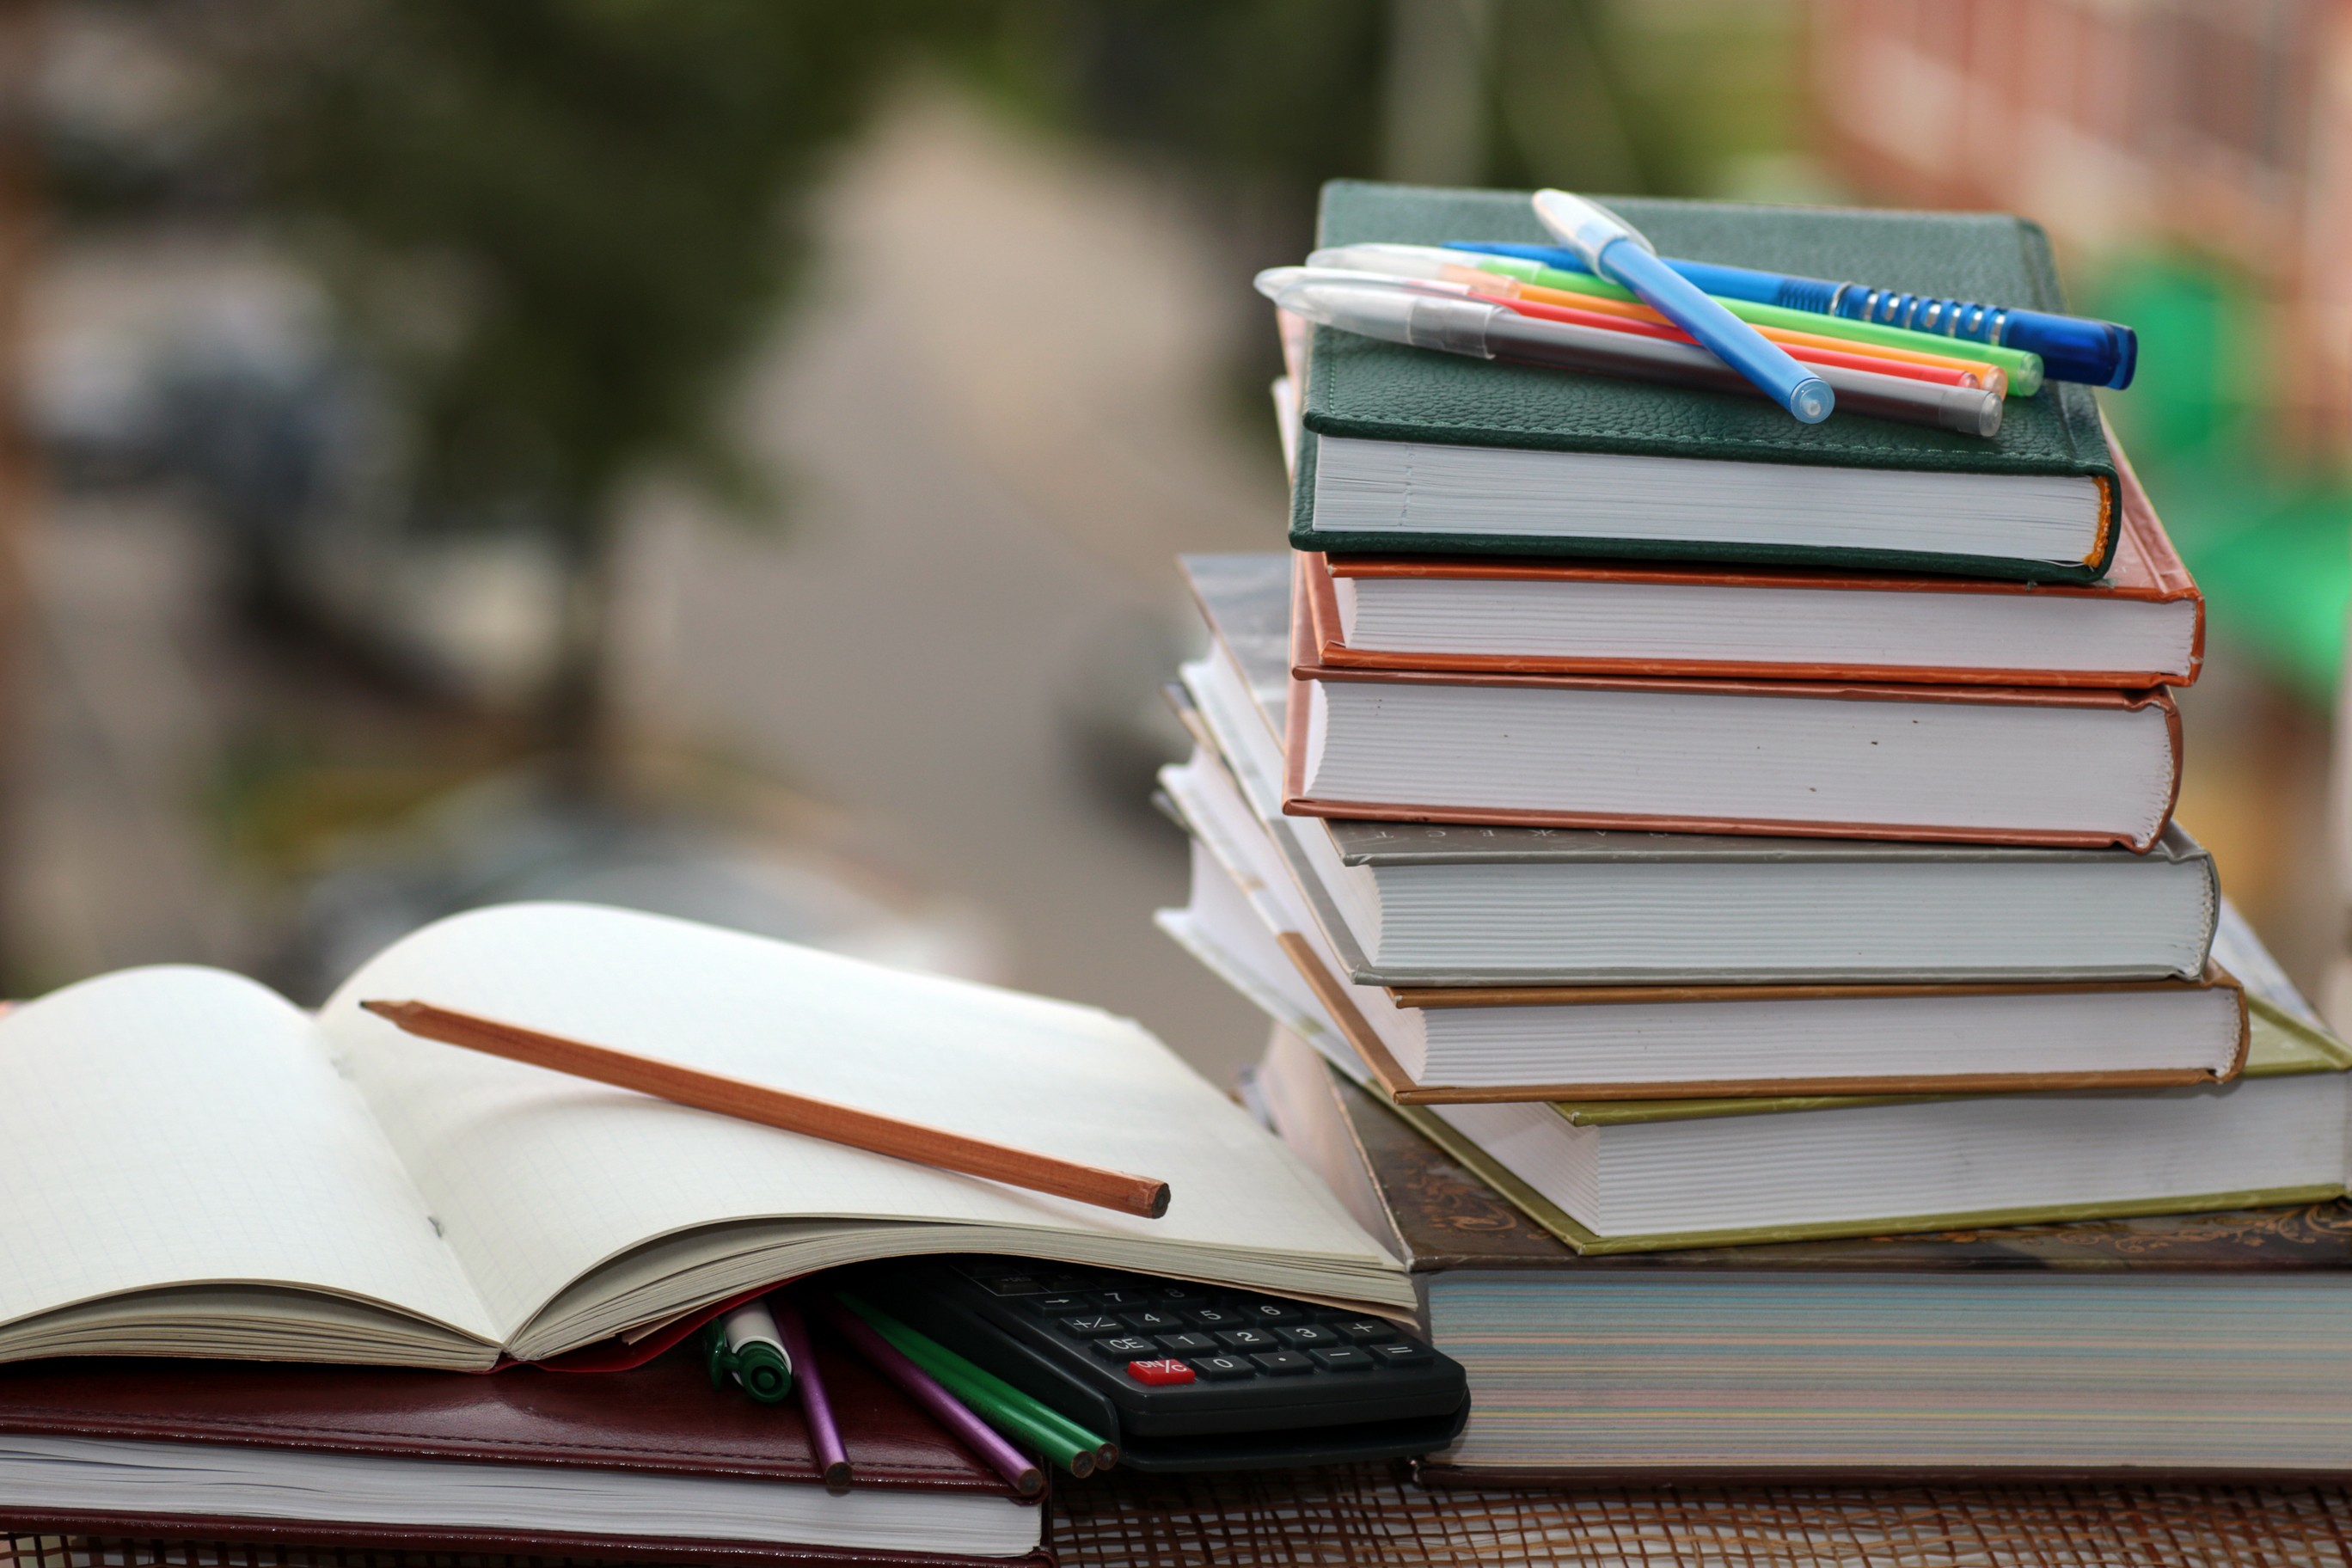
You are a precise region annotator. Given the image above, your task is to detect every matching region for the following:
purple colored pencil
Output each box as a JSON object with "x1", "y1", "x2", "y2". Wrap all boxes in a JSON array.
[
  {"x1": 821, "y1": 1297, "x2": 1044, "y2": 1498},
  {"x1": 771, "y1": 1294, "x2": 850, "y2": 1494}
]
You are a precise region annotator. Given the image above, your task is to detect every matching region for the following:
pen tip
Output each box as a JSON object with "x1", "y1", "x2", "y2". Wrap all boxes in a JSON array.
[{"x1": 1791, "y1": 379, "x2": 1834, "y2": 425}]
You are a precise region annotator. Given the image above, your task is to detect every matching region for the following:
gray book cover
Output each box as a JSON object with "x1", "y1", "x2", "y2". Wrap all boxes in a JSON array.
[{"x1": 1326, "y1": 817, "x2": 2214, "y2": 870}]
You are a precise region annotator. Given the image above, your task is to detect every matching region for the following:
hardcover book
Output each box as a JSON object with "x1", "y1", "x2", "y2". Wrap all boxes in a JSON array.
[
  {"x1": 0, "y1": 1336, "x2": 1044, "y2": 1564},
  {"x1": 1255, "y1": 1025, "x2": 2352, "y2": 1483},
  {"x1": 1303, "y1": 438, "x2": 2202, "y2": 687},
  {"x1": 1291, "y1": 181, "x2": 2121, "y2": 582},
  {"x1": 1160, "y1": 732, "x2": 2250, "y2": 1104},
  {"x1": 1169, "y1": 739, "x2": 2349, "y2": 1246},
  {"x1": 1175, "y1": 554, "x2": 2221, "y2": 986},
  {"x1": 1283, "y1": 556, "x2": 2182, "y2": 851}
]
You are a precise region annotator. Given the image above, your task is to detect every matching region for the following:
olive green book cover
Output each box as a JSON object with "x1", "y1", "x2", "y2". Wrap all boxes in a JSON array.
[
  {"x1": 1292, "y1": 181, "x2": 2119, "y2": 581},
  {"x1": 1305, "y1": 1028, "x2": 2352, "y2": 1268},
  {"x1": 1369, "y1": 991, "x2": 2351, "y2": 1255}
]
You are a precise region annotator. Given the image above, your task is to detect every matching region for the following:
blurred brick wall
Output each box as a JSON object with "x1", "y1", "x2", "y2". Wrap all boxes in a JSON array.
[{"x1": 1809, "y1": 0, "x2": 2352, "y2": 461}]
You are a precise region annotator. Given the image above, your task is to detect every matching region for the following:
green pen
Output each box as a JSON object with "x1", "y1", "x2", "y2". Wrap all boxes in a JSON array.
[
  {"x1": 1311, "y1": 242, "x2": 2045, "y2": 394},
  {"x1": 837, "y1": 1292, "x2": 1116, "y2": 1476},
  {"x1": 705, "y1": 1299, "x2": 793, "y2": 1404}
]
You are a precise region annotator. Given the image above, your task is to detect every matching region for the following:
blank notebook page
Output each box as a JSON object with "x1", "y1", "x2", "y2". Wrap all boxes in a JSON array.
[
  {"x1": 0, "y1": 967, "x2": 495, "y2": 1342},
  {"x1": 314, "y1": 903, "x2": 1393, "y2": 1341}
]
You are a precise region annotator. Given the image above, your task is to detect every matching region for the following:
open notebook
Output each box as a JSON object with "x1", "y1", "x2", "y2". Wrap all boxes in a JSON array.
[{"x1": 0, "y1": 903, "x2": 1406, "y2": 1369}]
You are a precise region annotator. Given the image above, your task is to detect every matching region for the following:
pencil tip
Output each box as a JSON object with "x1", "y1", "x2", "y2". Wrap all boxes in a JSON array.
[
  {"x1": 823, "y1": 1461, "x2": 853, "y2": 1494},
  {"x1": 1147, "y1": 1184, "x2": 1171, "y2": 1219}
]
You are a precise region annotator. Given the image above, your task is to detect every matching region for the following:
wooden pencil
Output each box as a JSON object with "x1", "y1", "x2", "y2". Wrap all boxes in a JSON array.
[{"x1": 359, "y1": 998, "x2": 1173, "y2": 1220}]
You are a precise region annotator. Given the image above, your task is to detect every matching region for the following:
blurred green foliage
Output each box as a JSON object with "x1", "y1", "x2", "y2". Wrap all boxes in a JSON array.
[
  {"x1": 973, "y1": 0, "x2": 1804, "y2": 254},
  {"x1": 185, "y1": 0, "x2": 1810, "y2": 744},
  {"x1": 220, "y1": 0, "x2": 967, "y2": 536},
  {"x1": 2093, "y1": 257, "x2": 2352, "y2": 705},
  {"x1": 216, "y1": 0, "x2": 1804, "y2": 536},
  {"x1": 204, "y1": 0, "x2": 988, "y2": 748}
]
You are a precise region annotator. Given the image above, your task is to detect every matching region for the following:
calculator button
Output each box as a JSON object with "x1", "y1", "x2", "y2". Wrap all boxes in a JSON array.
[
  {"x1": 1041, "y1": 1273, "x2": 1099, "y2": 1292},
  {"x1": 1184, "y1": 1305, "x2": 1243, "y2": 1328},
  {"x1": 1125, "y1": 1358, "x2": 1196, "y2": 1387},
  {"x1": 1060, "y1": 1314, "x2": 1124, "y2": 1338},
  {"x1": 1093, "y1": 1334, "x2": 1160, "y2": 1362},
  {"x1": 1189, "y1": 1354, "x2": 1254, "y2": 1380},
  {"x1": 1213, "y1": 1327, "x2": 1280, "y2": 1351},
  {"x1": 1249, "y1": 1351, "x2": 1314, "y2": 1375},
  {"x1": 1028, "y1": 1295, "x2": 1089, "y2": 1315},
  {"x1": 1275, "y1": 1324, "x2": 1339, "y2": 1349},
  {"x1": 1153, "y1": 1283, "x2": 1207, "y2": 1302},
  {"x1": 1310, "y1": 1346, "x2": 1374, "y2": 1373},
  {"x1": 1368, "y1": 1341, "x2": 1433, "y2": 1368},
  {"x1": 962, "y1": 1262, "x2": 1044, "y2": 1291},
  {"x1": 1333, "y1": 1319, "x2": 1399, "y2": 1344},
  {"x1": 1092, "y1": 1288, "x2": 1149, "y2": 1308},
  {"x1": 1154, "y1": 1332, "x2": 1216, "y2": 1355},
  {"x1": 1119, "y1": 1308, "x2": 1184, "y2": 1332},
  {"x1": 1236, "y1": 1301, "x2": 1302, "y2": 1324}
]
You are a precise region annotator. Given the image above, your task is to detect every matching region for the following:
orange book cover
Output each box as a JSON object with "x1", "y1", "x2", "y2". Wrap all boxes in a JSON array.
[
  {"x1": 1306, "y1": 440, "x2": 2202, "y2": 689},
  {"x1": 1280, "y1": 556, "x2": 2184, "y2": 852}
]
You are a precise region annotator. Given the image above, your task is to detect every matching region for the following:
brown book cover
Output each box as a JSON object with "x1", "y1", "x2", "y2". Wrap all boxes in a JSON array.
[
  {"x1": 1277, "y1": 1060, "x2": 2352, "y2": 1488},
  {"x1": 1306, "y1": 439, "x2": 2202, "y2": 688},
  {"x1": 0, "y1": 1334, "x2": 1046, "y2": 1566},
  {"x1": 1281, "y1": 556, "x2": 2185, "y2": 851}
]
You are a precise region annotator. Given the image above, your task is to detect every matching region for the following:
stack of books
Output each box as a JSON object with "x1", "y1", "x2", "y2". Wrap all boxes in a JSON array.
[
  {"x1": 1158, "y1": 180, "x2": 2352, "y2": 1479},
  {"x1": 0, "y1": 901, "x2": 1408, "y2": 1558}
]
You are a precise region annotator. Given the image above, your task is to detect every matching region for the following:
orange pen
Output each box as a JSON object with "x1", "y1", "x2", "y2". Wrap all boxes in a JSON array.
[
  {"x1": 1449, "y1": 268, "x2": 2010, "y2": 395},
  {"x1": 1490, "y1": 293, "x2": 1996, "y2": 392}
]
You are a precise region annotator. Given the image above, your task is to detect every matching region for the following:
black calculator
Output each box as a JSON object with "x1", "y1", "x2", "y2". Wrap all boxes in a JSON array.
[{"x1": 856, "y1": 1257, "x2": 1468, "y2": 1473}]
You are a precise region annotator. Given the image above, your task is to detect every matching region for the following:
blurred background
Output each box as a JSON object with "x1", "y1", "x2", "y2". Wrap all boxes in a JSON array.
[{"x1": 3, "y1": 0, "x2": 2349, "y2": 1082}]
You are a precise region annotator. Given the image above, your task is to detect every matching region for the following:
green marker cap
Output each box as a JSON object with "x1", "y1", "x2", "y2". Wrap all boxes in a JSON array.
[{"x1": 705, "y1": 1318, "x2": 794, "y2": 1404}]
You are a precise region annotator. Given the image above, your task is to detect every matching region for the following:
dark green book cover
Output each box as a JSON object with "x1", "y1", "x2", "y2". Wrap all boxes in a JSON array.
[{"x1": 1293, "y1": 181, "x2": 2119, "y2": 581}]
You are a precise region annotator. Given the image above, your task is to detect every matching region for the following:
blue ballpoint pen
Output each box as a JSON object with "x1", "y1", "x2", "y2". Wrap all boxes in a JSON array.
[
  {"x1": 1527, "y1": 189, "x2": 1831, "y2": 425},
  {"x1": 1448, "y1": 238, "x2": 2136, "y2": 389}
]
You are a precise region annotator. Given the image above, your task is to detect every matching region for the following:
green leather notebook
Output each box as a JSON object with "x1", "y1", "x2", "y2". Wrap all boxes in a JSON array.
[{"x1": 1292, "y1": 181, "x2": 2120, "y2": 582}]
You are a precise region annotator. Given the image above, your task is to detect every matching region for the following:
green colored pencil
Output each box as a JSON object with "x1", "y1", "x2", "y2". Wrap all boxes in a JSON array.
[
  {"x1": 836, "y1": 1292, "x2": 1116, "y2": 1475},
  {"x1": 1469, "y1": 255, "x2": 2048, "y2": 392},
  {"x1": 841, "y1": 1295, "x2": 1110, "y2": 1475}
]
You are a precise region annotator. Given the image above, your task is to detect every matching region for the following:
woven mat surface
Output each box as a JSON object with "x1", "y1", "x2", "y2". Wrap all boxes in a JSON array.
[
  {"x1": 1047, "y1": 1465, "x2": 2352, "y2": 1567},
  {"x1": 14, "y1": 1471, "x2": 2352, "y2": 1568}
]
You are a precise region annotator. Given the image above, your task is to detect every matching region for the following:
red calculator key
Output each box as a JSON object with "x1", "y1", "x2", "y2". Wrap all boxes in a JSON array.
[{"x1": 1126, "y1": 1358, "x2": 1196, "y2": 1387}]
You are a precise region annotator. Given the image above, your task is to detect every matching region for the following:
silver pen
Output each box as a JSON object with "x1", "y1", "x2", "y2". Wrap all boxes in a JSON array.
[{"x1": 1257, "y1": 273, "x2": 2001, "y2": 438}]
